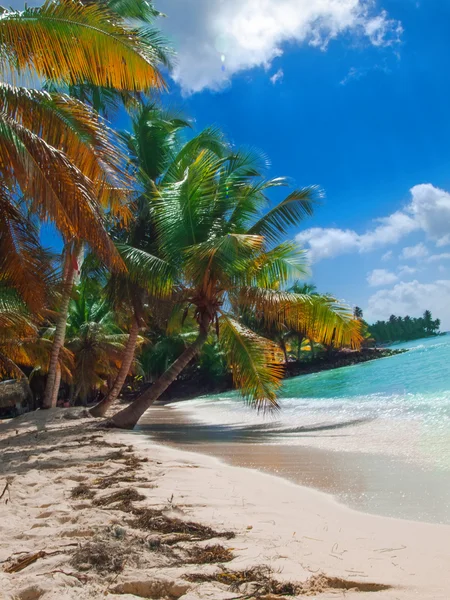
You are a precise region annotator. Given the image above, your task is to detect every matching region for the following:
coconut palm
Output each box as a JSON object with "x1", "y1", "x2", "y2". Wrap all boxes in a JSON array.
[
  {"x1": 106, "y1": 147, "x2": 332, "y2": 429},
  {"x1": 90, "y1": 105, "x2": 228, "y2": 417},
  {"x1": 0, "y1": 0, "x2": 169, "y2": 406}
]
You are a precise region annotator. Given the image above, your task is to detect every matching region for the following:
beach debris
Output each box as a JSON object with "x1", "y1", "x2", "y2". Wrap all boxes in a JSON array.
[
  {"x1": 128, "y1": 507, "x2": 235, "y2": 541},
  {"x1": 71, "y1": 540, "x2": 132, "y2": 573},
  {"x1": 4, "y1": 546, "x2": 78, "y2": 574},
  {"x1": 0, "y1": 477, "x2": 12, "y2": 503},
  {"x1": 184, "y1": 566, "x2": 392, "y2": 596},
  {"x1": 184, "y1": 544, "x2": 234, "y2": 564},
  {"x1": 70, "y1": 483, "x2": 96, "y2": 500},
  {"x1": 92, "y1": 487, "x2": 145, "y2": 507}
]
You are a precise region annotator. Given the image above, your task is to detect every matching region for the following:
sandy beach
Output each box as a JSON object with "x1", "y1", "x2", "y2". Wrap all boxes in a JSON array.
[{"x1": 1, "y1": 408, "x2": 450, "y2": 600}]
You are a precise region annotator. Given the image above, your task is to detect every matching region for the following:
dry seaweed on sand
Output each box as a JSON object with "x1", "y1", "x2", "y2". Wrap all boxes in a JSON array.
[
  {"x1": 92, "y1": 488, "x2": 145, "y2": 507},
  {"x1": 128, "y1": 507, "x2": 235, "y2": 541},
  {"x1": 185, "y1": 566, "x2": 392, "y2": 596},
  {"x1": 184, "y1": 544, "x2": 234, "y2": 564},
  {"x1": 71, "y1": 540, "x2": 132, "y2": 574},
  {"x1": 70, "y1": 483, "x2": 96, "y2": 500}
]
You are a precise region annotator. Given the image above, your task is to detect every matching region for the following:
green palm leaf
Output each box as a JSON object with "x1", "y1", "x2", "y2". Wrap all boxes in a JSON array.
[{"x1": 218, "y1": 315, "x2": 285, "y2": 410}]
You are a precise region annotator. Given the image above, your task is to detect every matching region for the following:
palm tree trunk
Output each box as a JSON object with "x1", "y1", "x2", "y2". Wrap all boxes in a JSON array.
[
  {"x1": 50, "y1": 363, "x2": 61, "y2": 407},
  {"x1": 279, "y1": 337, "x2": 288, "y2": 364},
  {"x1": 42, "y1": 258, "x2": 76, "y2": 409},
  {"x1": 90, "y1": 319, "x2": 140, "y2": 417},
  {"x1": 296, "y1": 335, "x2": 303, "y2": 361},
  {"x1": 107, "y1": 327, "x2": 208, "y2": 430}
]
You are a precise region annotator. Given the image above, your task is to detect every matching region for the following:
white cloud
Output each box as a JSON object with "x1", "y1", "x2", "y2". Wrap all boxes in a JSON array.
[
  {"x1": 298, "y1": 184, "x2": 450, "y2": 263},
  {"x1": 270, "y1": 68, "x2": 284, "y2": 84},
  {"x1": 365, "y1": 280, "x2": 450, "y2": 329},
  {"x1": 158, "y1": 0, "x2": 402, "y2": 93},
  {"x1": 398, "y1": 265, "x2": 417, "y2": 277},
  {"x1": 381, "y1": 250, "x2": 393, "y2": 262},
  {"x1": 297, "y1": 211, "x2": 417, "y2": 263},
  {"x1": 409, "y1": 184, "x2": 450, "y2": 247},
  {"x1": 400, "y1": 242, "x2": 429, "y2": 261},
  {"x1": 367, "y1": 269, "x2": 398, "y2": 287},
  {"x1": 428, "y1": 253, "x2": 450, "y2": 263}
]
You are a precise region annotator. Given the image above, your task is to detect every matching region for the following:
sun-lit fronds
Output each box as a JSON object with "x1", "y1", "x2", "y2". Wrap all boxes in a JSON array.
[
  {"x1": 184, "y1": 233, "x2": 264, "y2": 288},
  {"x1": 0, "y1": 84, "x2": 131, "y2": 211},
  {"x1": 236, "y1": 287, "x2": 362, "y2": 349},
  {"x1": 0, "y1": 189, "x2": 55, "y2": 310},
  {"x1": 0, "y1": 0, "x2": 166, "y2": 91},
  {"x1": 163, "y1": 127, "x2": 228, "y2": 184},
  {"x1": 0, "y1": 113, "x2": 123, "y2": 268},
  {"x1": 116, "y1": 243, "x2": 175, "y2": 297},
  {"x1": 237, "y1": 287, "x2": 312, "y2": 324},
  {"x1": 154, "y1": 151, "x2": 228, "y2": 259},
  {"x1": 245, "y1": 242, "x2": 309, "y2": 288},
  {"x1": 0, "y1": 285, "x2": 37, "y2": 337},
  {"x1": 283, "y1": 295, "x2": 363, "y2": 349},
  {"x1": 107, "y1": 0, "x2": 162, "y2": 22},
  {"x1": 248, "y1": 187, "x2": 319, "y2": 244},
  {"x1": 218, "y1": 315, "x2": 285, "y2": 410}
]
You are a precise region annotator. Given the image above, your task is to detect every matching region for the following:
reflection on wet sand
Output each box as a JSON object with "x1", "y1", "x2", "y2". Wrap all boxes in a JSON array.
[{"x1": 139, "y1": 406, "x2": 450, "y2": 525}]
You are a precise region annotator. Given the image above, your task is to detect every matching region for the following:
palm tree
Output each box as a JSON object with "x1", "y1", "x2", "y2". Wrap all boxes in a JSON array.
[
  {"x1": 106, "y1": 147, "x2": 351, "y2": 429},
  {"x1": 0, "y1": 0, "x2": 170, "y2": 406},
  {"x1": 64, "y1": 287, "x2": 136, "y2": 404},
  {"x1": 90, "y1": 105, "x2": 228, "y2": 417}
]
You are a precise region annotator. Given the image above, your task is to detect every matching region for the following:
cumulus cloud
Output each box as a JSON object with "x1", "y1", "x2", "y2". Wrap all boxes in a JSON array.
[
  {"x1": 157, "y1": 0, "x2": 402, "y2": 93},
  {"x1": 297, "y1": 211, "x2": 417, "y2": 263},
  {"x1": 400, "y1": 242, "x2": 429, "y2": 261},
  {"x1": 365, "y1": 280, "x2": 450, "y2": 329},
  {"x1": 298, "y1": 184, "x2": 450, "y2": 263},
  {"x1": 367, "y1": 269, "x2": 398, "y2": 287},
  {"x1": 381, "y1": 251, "x2": 393, "y2": 262},
  {"x1": 398, "y1": 265, "x2": 417, "y2": 277},
  {"x1": 270, "y1": 68, "x2": 284, "y2": 84},
  {"x1": 428, "y1": 253, "x2": 450, "y2": 263}
]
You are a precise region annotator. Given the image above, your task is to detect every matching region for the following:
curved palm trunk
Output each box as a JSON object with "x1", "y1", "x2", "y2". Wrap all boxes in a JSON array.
[
  {"x1": 90, "y1": 319, "x2": 140, "y2": 417},
  {"x1": 108, "y1": 327, "x2": 208, "y2": 430},
  {"x1": 42, "y1": 258, "x2": 76, "y2": 409}
]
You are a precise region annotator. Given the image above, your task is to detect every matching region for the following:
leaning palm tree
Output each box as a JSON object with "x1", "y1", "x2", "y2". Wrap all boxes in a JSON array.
[
  {"x1": 90, "y1": 105, "x2": 228, "y2": 416},
  {"x1": 106, "y1": 147, "x2": 332, "y2": 429},
  {"x1": 0, "y1": 0, "x2": 170, "y2": 406}
]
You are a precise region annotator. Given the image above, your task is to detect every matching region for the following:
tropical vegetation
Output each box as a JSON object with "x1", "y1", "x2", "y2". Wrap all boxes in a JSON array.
[
  {"x1": 0, "y1": 0, "x2": 365, "y2": 428},
  {"x1": 368, "y1": 310, "x2": 441, "y2": 344}
]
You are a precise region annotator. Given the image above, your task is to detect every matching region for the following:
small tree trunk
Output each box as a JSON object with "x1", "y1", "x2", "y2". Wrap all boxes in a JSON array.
[
  {"x1": 50, "y1": 363, "x2": 61, "y2": 407},
  {"x1": 296, "y1": 335, "x2": 303, "y2": 361},
  {"x1": 108, "y1": 327, "x2": 208, "y2": 430},
  {"x1": 42, "y1": 260, "x2": 76, "y2": 409},
  {"x1": 279, "y1": 337, "x2": 288, "y2": 364},
  {"x1": 90, "y1": 319, "x2": 140, "y2": 417}
]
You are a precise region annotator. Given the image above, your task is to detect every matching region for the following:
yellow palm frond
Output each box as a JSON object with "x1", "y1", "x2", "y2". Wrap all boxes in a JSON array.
[
  {"x1": 0, "y1": 0, "x2": 166, "y2": 91},
  {"x1": 0, "y1": 113, "x2": 123, "y2": 268}
]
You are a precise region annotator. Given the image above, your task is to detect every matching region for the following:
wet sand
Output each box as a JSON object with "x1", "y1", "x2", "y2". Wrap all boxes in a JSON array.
[{"x1": 140, "y1": 405, "x2": 450, "y2": 525}]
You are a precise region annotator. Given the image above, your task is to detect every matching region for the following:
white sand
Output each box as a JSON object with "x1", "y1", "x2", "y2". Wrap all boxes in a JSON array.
[{"x1": 1, "y1": 409, "x2": 450, "y2": 599}]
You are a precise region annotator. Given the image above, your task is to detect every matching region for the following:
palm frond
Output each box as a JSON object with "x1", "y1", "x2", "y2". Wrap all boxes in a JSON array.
[
  {"x1": 218, "y1": 315, "x2": 285, "y2": 410},
  {"x1": 0, "y1": 0, "x2": 166, "y2": 91},
  {"x1": 248, "y1": 187, "x2": 320, "y2": 244},
  {"x1": 116, "y1": 242, "x2": 175, "y2": 297},
  {"x1": 244, "y1": 242, "x2": 309, "y2": 288}
]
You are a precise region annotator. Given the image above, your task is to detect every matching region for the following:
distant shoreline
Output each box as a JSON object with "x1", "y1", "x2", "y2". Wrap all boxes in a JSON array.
[{"x1": 143, "y1": 347, "x2": 407, "y2": 404}]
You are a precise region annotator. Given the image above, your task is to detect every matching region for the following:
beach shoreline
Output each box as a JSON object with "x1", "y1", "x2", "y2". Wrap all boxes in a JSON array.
[{"x1": 2, "y1": 408, "x2": 450, "y2": 599}]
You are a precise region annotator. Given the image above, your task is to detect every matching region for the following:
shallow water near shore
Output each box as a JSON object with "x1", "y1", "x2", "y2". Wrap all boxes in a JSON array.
[{"x1": 140, "y1": 335, "x2": 450, "y2": 524}]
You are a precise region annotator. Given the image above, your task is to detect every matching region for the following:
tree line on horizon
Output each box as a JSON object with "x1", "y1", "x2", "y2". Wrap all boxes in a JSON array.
[
  {"x1": 353, "y1": 308, "x2": 441, "y2": 344},
  {"x1": 0, "y1": 0, "x2": 363, "y2": 428}
]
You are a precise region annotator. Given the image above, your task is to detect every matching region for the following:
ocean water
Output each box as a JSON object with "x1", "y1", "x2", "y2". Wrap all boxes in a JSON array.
[
  {"x1": 154, "y1": 335, "x2": 450, "y2": 522},
  {"x1": 175, "y1": 335, "x2": 450, "y2": 469}
]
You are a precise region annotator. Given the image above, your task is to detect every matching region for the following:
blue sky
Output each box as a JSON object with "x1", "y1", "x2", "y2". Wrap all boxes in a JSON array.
[
  {"x1": 19, "y1": 0, "x2": 450, "y2": 327},
  {"x1": 150, "y1": 0, "x2": 450, "y2": 328}
]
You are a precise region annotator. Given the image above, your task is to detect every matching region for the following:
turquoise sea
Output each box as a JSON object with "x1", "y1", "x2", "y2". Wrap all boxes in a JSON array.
[
  {"x1": 163, "y1": 335, "x2": 450, "y2": 523},
  {"x1": 180, "y1": 335, "x2": 450, "y2": 438}
]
